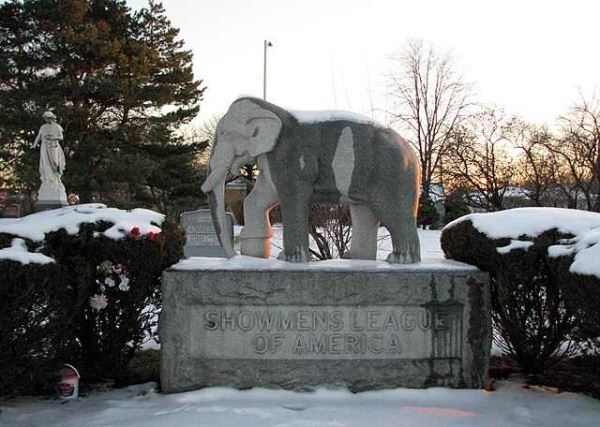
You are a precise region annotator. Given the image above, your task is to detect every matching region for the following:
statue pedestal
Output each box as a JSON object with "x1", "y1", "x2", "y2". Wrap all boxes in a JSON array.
[
  {"x1": 36, "y1": 181, "x2": 67, "y2": 211},
  {"x1": 160, "y1": 258, "x2": 491, "y2": 393}
]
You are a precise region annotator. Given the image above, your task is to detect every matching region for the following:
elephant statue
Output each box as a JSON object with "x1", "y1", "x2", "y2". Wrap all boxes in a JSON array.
[{"x1": 200, "y1": 97, "x2": 421, "y2": 264}]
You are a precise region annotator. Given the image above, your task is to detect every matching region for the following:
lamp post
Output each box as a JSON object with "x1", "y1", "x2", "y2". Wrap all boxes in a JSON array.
[{"x1": 263, "y1": 40, "x2": 273, "y2": 100}]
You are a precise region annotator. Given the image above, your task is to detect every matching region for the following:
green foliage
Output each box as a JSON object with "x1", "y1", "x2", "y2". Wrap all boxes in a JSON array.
[
  {"x1": 114, "y1": 348, "x2": 160, "y2": 388},
  {"x1": 443, "y1": 188, "x2": 470, "y2": 224},
  {"x1": 0, "y1": 218, "x2": 183, "y2": 396},
  {"x1": 441, "y1": 219, "x2": 600, "y2": 374},
  {"x1": 417, "y1": 191, "x2": 439, "y2": 228},
  {"x1": 0, "y1": 0, "x2": 207, "y2": 213}
]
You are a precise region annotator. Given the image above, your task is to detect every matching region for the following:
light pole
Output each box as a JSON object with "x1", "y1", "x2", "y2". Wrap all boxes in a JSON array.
[{"x1": 263, "y1": 40, "x2": 273, "y2": 100}]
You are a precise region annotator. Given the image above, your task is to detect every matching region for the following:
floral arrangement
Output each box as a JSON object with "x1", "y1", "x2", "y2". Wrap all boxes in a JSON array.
[{"x1": 89, "y1": 260, "x2": 131, "y2": 311}]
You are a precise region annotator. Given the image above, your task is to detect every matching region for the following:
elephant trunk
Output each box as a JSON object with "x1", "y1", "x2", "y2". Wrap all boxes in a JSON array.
[
  {"x1": 201, "y1": 166, "x2": 235, "y2": 258},
  {"x1": 201, "y1": 165, "x2": 227, "y2": 193}
]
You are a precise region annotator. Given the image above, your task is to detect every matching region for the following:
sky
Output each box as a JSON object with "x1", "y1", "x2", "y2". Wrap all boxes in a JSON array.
[{"x1": 131, "y1": 0, "x2": 599, "y2": 126}]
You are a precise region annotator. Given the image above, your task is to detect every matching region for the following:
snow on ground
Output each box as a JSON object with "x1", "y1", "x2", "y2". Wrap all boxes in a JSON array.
[
  {"x1": 0, "y1": 218, "x2": 19, "y2": 225},
  {"x1": 174, "y1": 227, "x2": 472, "y2": 271},
  {"x1": 445, "y1": 207, "x2": 600, "y2": 279},
  {"x1": 2, "y1": 380, "x2": 600, "y2": 427},
  {"x1": 0, "y1": 204, "x2": 164, "y2": 264}
]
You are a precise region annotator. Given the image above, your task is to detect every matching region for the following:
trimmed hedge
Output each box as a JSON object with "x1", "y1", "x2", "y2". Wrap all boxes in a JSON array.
[
  {"x1": 442, "y1": 218, "x2": 600, "y2": 374},
  {"x1": 0, "y1": 218, "x2": 183, "y2": 396}
]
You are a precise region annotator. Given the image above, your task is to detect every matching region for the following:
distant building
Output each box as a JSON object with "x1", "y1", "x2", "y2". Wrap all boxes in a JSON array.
[
  {"x1": 224, "y1": 177, "x2": 248, "y2": 224},
  {"x1": 423, "y1": 183, "x2": 446, "y2": 224},
  {"x1": 0, "y1": 188, "x2": 27, "y2": 217},
  {"x1": 465, "y1": 186, "x2": 598, "y2": 212}
]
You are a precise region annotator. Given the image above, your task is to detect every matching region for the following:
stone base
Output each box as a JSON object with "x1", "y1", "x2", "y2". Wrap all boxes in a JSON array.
[
  {"x1": 35, "y1": 200, "x2": 67, "y2": 212},
  {"x1": 160, "y1": 259, "x2": 491, "y2": 393},
  {"x1": 37, "y1": 181, "x2": 67, "y2": 211}
]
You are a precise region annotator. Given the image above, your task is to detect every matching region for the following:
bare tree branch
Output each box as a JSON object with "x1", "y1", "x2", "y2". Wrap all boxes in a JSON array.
[{"x1": 386, "y1": 39, "x2": 474, "y2": 194}]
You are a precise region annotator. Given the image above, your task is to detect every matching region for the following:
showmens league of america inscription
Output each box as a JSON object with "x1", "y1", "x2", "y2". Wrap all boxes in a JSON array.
[
  {"x1": 193, "y1": 304, "x2": 463, "y2": 360},
  {"x1": 160, "y1": 266, "x2": 491, "y2": 391}
]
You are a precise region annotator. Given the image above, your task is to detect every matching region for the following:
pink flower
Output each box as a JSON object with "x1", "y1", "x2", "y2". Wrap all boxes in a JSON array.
[
  {"x1": 89, "y1": 294, "x2": 108, "y2": 311},
  {"x1": 130, "y1": 227, "x2": 141, "y2": 237},
  {"x1": 67, "y1": 193, "x2": 79, "y2": 205},
  {"x1": 112, "y1": 263, "x2": 124, "y2": 275}
]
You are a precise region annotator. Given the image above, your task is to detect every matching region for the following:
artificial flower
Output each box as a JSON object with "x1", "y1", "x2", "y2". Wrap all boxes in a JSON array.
[
  {"x1": 89, "y1": 294, "x2": 108, "y2": 311},
  {"x1": 119, "y1": 277, "x2": 130, "y2": 292}
]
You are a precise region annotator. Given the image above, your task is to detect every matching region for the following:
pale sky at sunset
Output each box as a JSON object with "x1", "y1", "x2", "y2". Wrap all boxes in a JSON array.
[{"x1": 132, "y1": 0, "x2": 599, "y2": 126}]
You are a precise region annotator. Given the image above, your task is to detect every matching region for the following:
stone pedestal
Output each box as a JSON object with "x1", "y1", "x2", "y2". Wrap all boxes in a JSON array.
[
  {"x1": 36, "y1": 181, "x2": 67, "y2": 211},
  {"x1": 160, "y1": 259, "x2": 491, "y2": 393}
]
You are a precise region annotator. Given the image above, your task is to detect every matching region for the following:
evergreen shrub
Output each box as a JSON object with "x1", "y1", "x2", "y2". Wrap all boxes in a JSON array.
[
  {"x1": 418, "y1": 192, "x2": 440, "y2": 228},
  {"x1": 0, "y1": 218, "x2": 183, "y2": 396},
  {"x1": 442, "y1": 218, "x2": 600, "y2": 374}
]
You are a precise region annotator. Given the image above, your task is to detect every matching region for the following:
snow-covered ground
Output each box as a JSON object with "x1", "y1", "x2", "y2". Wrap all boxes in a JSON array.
[
  {"x1": 286, "y1": 225, "x2": 445, "y2": 263},
  {"x1": 2, "y1": 380, "x2": 600, "y2": 427},
  {"x1": 238, "y1": 224, "x2": 448, "y2": 264},
  {"x1": 175, "y1": 226, "x2": 463, "y2": 270}
]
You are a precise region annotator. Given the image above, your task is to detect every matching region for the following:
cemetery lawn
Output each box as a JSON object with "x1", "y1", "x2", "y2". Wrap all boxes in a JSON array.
[{"x1": 2, "y1": 379, "x2": 600, "y2": 426}]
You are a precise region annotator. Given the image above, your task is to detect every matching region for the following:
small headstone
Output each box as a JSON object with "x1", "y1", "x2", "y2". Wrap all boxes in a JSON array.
[
  {"x1": 180, "y1": 209, "x2": 235, "y2": 257},
  {"x1": 3, "y1": 204, "x2": 21, "y2": 218}
]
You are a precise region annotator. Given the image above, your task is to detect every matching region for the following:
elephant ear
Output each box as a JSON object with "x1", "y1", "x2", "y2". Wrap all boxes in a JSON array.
[
  {"x1": 229, "y1": 99, "x2": 282, "y2": 157},
  {"x1": 246, "y1": 115, "x2": 282, "y2": 157}
]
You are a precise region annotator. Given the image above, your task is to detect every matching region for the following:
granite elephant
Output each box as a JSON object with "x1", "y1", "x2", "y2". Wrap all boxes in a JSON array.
[{"x1": 200, "y1": 97, "x2": 421, "y2": 263}]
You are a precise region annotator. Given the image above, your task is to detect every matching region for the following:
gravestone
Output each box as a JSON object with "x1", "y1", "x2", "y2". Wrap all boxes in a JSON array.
[
  {"x1": 160, "y1": 260, "x2": 491, "y2": 392},
  {"x1": 180, "y1": 209, "x2": 234, "y2": 258},
  {"x1": 3, "y1": 204, "x2": 21, "y2": 218}
]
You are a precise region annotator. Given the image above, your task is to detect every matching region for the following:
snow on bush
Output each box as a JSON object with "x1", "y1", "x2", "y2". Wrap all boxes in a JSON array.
[
  {"x1": 445, "y1": 207, "x2": 600, "y2": 279},
  {"x1": 0, "y1": 205, "x2": 183, "y2": 396},
  {"x1": 0, "y1": 203, "x2": 163, "y2": 241},
  {"x1": 442, "y1": 207, "x2": 600, "y2": 373},
  {"x1": 0, "y1": 238, "x2": 55, "y2": 264},
  {"x1": 0, "y1": 204, "x2": 164, "y2": 264}
]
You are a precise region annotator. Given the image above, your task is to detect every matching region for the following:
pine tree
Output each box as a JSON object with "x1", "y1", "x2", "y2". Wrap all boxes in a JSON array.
[
  {"x1": 417, "y1": 191, "x2": 440, "y2": 229},
  {"x1": 443, "y1": 188, "x2": 470, "y2": 224},
  {"x1": 0, "y1": 0, "x2": 207, "y2": 214}
]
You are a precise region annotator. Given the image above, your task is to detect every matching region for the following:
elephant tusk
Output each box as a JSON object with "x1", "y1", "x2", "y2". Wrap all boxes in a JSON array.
[{"x1": 201, "y1": 166, "x2": 228, "y2": 193}]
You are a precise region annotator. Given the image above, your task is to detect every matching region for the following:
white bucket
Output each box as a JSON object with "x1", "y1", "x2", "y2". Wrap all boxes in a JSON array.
[{"x1": 58, "y1": 364, "x2": 80, "y2": 400}]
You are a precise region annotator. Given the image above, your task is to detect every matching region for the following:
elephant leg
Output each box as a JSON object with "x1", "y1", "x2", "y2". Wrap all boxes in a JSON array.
[
  {"x1": 370, "y1": 189, "x2": 421, "y2": 264},
  {"x1": 349, "y1": 204, "x2": 379, "y2": 260},
  {"x1": 240, "y1": 162, "x2": 279, "y2": 258},
  {"x1": 277, "y1": 189, "x2": 312, "y2": 262}
]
